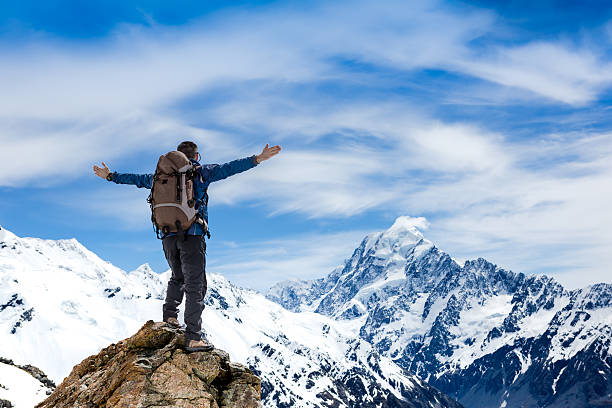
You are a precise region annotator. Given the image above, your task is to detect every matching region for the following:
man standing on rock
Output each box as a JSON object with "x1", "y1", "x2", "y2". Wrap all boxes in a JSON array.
[{"x1": 93, "y1": 142, "x2": 281, "y2": 351}]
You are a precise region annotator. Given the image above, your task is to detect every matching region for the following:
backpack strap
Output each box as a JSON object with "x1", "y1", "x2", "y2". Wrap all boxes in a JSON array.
[{"x1": 175, "y1": 173, "x2": 182, "y2": 203}]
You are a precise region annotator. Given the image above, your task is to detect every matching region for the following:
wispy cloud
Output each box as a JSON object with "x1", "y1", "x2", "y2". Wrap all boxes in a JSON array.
[
  {"x1": 0, "y1": 111, "x2": 239, "y2": 186},
  {"x1": 409, "y1": 132, "x2": 612, "y2": 289},
  {"x1": 455, "y1": 42, "x2": 612, "y2": 105},
  {"x1": 2, "y1": 0, "x2": 610, "y2": 172},
  {"x1": 2, "y1": 0, "x2": 611, "y2": 290},
  {"x1": 205, "y1": 100, "x2": 612, "y2": 288}
]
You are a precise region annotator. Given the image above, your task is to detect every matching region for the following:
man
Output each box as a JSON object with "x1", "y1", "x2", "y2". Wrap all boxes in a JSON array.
[{"x1": 93, "y1": 142, "x2": 281, "y2": 351}]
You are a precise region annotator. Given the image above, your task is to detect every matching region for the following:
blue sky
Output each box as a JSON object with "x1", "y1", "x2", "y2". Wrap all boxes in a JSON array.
[{"x1": 1, "y1": 0, "x2": 611, "y2": 291}]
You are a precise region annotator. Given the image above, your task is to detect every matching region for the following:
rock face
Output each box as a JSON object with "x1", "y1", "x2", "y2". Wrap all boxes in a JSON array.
[{"x1": 35, "y1": 321, "x2": 261, "y2": 408}]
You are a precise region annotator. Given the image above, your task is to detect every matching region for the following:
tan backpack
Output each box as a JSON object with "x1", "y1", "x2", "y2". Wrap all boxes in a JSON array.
[{"x1": 148, "y1": 151, "x2": 206, "y2": 238}]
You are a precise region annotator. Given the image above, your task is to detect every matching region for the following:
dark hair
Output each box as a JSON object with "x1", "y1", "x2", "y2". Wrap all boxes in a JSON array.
[{"x1": 177, "y1": 141, "x2": 198, "y2": 159}]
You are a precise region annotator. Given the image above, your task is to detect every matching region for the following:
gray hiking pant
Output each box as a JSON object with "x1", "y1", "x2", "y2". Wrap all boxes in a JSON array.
[{"x1": 162, "y1": 234, "x2": 207, "y2": 342}]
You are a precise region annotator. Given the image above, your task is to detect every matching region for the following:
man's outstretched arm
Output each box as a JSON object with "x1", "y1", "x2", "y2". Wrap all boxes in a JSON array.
[
  {"x1": 93, "y1": 162, "x2": 153, "y2": 189},
  {"x1": 206, "y1": 144, "x2": 281, "y2": 183}
]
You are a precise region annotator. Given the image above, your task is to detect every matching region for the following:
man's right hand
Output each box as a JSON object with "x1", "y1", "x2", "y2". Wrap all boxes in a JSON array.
[
  {"x1": 93, "y1": 162, "x2": 111, "y2": 180},
  {"x1": 256, "y1": 144, "x2": 282, "y2": 164}
]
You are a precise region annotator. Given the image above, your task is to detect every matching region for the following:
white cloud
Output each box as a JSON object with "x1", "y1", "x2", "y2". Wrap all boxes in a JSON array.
[
  {"x1": 412, "y1": 133, "x2": 612, "y2": 289},
  {"x1": 455, "y1": 42, "x2": 612, "y2": 105},
  {"x1": 1, "y1": 0, "x2": 608, "y2": 121},
  {"x1": 0, "y1": 111, "x2": 240, "y2": 186},
  {"x1": 208, "y1": 100, "x2": 612, "y2": 289},
  {"x1": 390, "y1": 215, "x2": 430, "y2": 231},
  {"x1": 199, "y1": 99, "x2": 514, "y2": 218},
  {"x1": 208, "y1": 146, "x2": 398, "y2": 217},
  {"x1": 1, "y1": 0, "x2": 610, "y2": 190}
]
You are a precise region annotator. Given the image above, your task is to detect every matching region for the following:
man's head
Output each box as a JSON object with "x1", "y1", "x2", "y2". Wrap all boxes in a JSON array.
[{"x1": 177, "y1": 141, "x2": 198, "y2": 160}]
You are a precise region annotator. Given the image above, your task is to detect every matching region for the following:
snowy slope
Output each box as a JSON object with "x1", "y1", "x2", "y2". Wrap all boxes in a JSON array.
[
  {"x1": 0, "y1": 226, "x2": 163, "y2": 382},
  {"x1": 0, "y1": 357, "x2": 54, "y2": 408},
  {"x1": 268, "y1": 216, "x2": 612, "y2": 408},
  {"x1": 199, "y1": 272, "x2": 461, "y2": 407},
  {"x1": 0, "y1": 225, "x2": 461, "y2": 408}
]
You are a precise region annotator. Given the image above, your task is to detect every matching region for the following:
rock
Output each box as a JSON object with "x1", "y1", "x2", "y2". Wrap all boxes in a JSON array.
[
  {"x1": 0, "y1": 399, "x2": 13, "y2": 408},
  {"x1": 35, "y1": 320, "x2": 261, "y2": 408}
]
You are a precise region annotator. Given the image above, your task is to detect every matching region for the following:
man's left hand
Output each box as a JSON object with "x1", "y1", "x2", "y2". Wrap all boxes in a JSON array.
[{"x1": 93, "y1": 162, "x2": 112, "y2": 179}]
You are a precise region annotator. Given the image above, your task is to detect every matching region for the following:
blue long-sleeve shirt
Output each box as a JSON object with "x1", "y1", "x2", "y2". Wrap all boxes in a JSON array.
[{"x1": 111, "y1": 155, "x2": 258, "y2": 236}]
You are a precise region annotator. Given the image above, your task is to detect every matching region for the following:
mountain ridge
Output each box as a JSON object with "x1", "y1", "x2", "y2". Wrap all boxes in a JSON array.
[
  {"x1": 267, "y1": 217, "x2": 612, "y2": 408},
  {"x1": 0, "y1": 224, "x2": 462, "y2": 408}
]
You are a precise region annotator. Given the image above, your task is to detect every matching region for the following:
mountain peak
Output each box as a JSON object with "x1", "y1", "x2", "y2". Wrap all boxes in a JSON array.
[
  {"x1": 132, "y1": 263, "x2": 155, "y2": 275},
  {"x1": 366, "y1": 216, "x2": 432, "y2": 258},
  {"x1": 388, "y1": 216, "x2": 429, "y2": 236},
  {"x1": 0, "y1": 225, "x2": 18, "y2": 243}
]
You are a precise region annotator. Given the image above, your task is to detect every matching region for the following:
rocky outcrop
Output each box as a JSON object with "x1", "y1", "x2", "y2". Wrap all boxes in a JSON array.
[{"x1": 35, "y1": 321, "x2": 261, "y2": 408}]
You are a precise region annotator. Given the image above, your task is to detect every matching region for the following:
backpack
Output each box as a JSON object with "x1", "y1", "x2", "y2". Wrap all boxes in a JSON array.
[{"x1": 148, "y1": 151, "x2": 207, "y2": 238}]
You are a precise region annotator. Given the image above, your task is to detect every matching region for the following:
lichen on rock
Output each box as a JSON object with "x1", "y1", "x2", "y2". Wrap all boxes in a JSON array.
[{"x1": 35, "y1": 320, "x2": 261, "y2": 408}]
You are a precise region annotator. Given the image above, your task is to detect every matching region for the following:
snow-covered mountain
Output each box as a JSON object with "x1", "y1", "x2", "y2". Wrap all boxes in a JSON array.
[
  {"x1": 0, "y1": 225, "x2": 461, "y2": 408},
  {"x1": 0, "y1": 226, "x2": 163, "y2": 383},
  {"x1": 267, "y1": 216, "x2": 612, "y2": 408}
]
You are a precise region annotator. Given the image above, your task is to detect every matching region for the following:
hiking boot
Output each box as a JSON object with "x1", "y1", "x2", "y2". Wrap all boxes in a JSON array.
[
  {"x1": 164, "y1": 317, "x2": 182, "y2": 329},
  {"x1": 185, "y1": 338, "x2": 214, "y2": 352}
]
